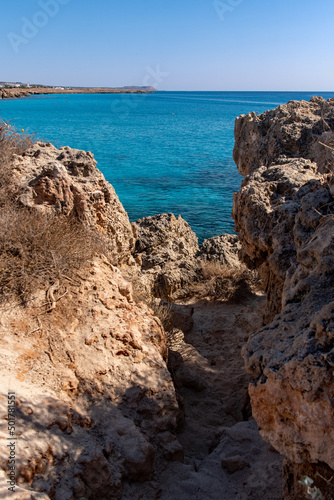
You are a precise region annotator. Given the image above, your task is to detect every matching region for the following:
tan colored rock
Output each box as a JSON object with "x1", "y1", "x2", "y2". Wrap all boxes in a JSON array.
[
  {"x1": 130, "y1": 216, "x2": 244, "y2": 303},
  {"x1": 234, "y1": 96, "x2": 334, "y2": 177},
  {"x1": 13, "y1": 141, "x2": 136, "y2": 265},
  {"x1": 233, "y1": 97, "x2": 334, "y2": 497},
  {"x1": 0, "y1": 132, "x2": 286, "y2": 499},
  {"x1": 132, "y1": 213, "x2": 200, "y2": 300},
  {"x1": 243, "y1": 216, "x2": 334, "y2": 468},
  {"x1": 0, "y1": 257, "x2": 180, "y2": 499},
  {"x1": 199, "y1": 233, "x2": 242, "y2": 267},
  {"x1": 1, "y1": 89, "x2": 30, "y2": 99},
  {"x1": 1, "y1": 87, "x2": 151, "y2": 100},
  {"x1": 233, "y1": 157, "x2": 324, "y2": 321}
]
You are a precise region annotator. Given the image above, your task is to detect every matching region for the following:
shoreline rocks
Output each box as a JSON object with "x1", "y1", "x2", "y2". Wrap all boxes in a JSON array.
[
  {"x1": 1, "y1": 138, "x2": 251, "y2": 499},
  {"x1": 2, "y1": 96, "x2": 332, "y2": 498},
  {"x1": 133, "y1": 213, "x2": 200, "y2": 300},
  {"x1": 13, "y1": 141, "x2": 137, "y2": 266},
  {"x1": 0, "y1": 87, "x2": 151, "y2": 100},
  {"x1": 233, "y1": 97, "x2": 334, "y2": 498}
]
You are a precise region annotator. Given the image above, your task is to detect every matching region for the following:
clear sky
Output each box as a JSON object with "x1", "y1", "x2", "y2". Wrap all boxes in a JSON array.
[{"x1": 1, "y1": 0, "x2": 333, "y2": 90}]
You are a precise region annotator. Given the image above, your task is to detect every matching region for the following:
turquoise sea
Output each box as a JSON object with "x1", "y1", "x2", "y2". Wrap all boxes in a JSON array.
[{"x1": 1, "y1": 91, "x2": 333, "y2": 243}]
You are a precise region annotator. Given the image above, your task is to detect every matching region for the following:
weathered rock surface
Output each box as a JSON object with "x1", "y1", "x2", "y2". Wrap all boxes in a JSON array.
[
  {"x1": 233, "y1": 157, "x2": 324, "y2": 321},
  {"x1": 155, "y1": 420, "x2": 283, "y2": 500},
  {"x1": 131, "y1": 214, "x2": 244, "y2": 301},
  {"x1": 233, "y1": 97, "x2": 334, "y2": 498},
  {"x1": 0, "y1": 126, "x2": 286, "y2": 498},
  {"x1": 1, "y1": 88, "x2": 30, "y2": 99},
  {"x1": 0, "y1": 254, "x2": 283, "y2": 499},
  {"x1": 234, "y1": 96, "x2": 334, "y2": 177},
  {"x1": 199, "y1": 233, "x2": 242, "y2": 267},
  {"x1": 132, "y1": 213, "x2": 200, "y2": 300},
  {"x1": 0, "y1": 257, "x2": 180, "y2": 499},
  {"x1": 0, "y1": 87, "x2": 150, "y2": 100},
  {"x1": 13, "y1": 141, "x2": 137, "y2": 265},
  {"x1": 244, "y1": 213, "x2": 334, "y2": 465}
]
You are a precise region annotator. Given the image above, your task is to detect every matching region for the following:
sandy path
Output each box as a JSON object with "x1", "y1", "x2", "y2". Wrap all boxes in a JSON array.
[
  {"x1": 154, "y1": 293, "x2": 284, "y2": 499},
  {"x1": 168, "y1": 294, "x2": 263, "y2": 456}
]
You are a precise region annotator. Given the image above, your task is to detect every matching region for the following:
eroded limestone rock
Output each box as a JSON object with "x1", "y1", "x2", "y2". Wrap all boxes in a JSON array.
[
  {"x1": 132, "y1": 213, "x2": 244, "y2": 301},
  {"x1": 13, "y1": 141, "x2": 136, "y2": 265},
  {"x1": 0, "y1": 258, "x2": 180, "y2": 499},
  {"x1": 133, "y1": 213, "x2": 200, "y2": 300},
  {"x1": 199, "y1": 233, "x2": 242, "y2": 267},
  {"x1": 234, "y1": 96, "x2": 334, "y2": 177},
  {"x1": 233, "y1": 97, "x2": 334, "y2": 498}
]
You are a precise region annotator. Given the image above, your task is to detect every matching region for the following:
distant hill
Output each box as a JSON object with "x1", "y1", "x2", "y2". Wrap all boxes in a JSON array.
[
  {"x1": 0, "y1": 81, "x2": 158, "y2": 91},
  {"x1": 121, "y1": 86, "x2": 157, "y2": 91}
]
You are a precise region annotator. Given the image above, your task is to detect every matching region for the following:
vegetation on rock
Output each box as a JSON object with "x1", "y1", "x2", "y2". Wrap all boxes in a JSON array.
[{"x1": 0, "y1": 122, "x2": 108, "y2": 303}]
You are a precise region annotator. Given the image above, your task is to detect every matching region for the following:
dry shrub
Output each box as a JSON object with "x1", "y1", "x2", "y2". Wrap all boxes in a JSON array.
[
  {"x1": 0, "y1": 121, "x2": 34, "y2": 157},
  {"x1": 191, "y1": 259, "x2": 261, "y2": 302},
  {"x1": 130, "y1": 280, "x2": 175, "y2": 332},
  {"x1": 0, "y1": 121, "x2": 35, "y2": 205},
  {"x1": 0, "y1": 208, "x2": 108, "y2": 303},
  {"x1": 150, "y1": 300, "x2": 174, "y2": 332},
  {"x1": 0, "y1": 121, "x2": 109, "y2": 303}
]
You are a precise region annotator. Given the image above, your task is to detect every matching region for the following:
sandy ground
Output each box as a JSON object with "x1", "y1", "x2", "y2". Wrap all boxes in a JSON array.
[
  {"x1": 172, "y1": 297, "x2": 262, "y2": 456},
  {"x1": 123, "y1": 291, "x2": 284, "y2": 500}
]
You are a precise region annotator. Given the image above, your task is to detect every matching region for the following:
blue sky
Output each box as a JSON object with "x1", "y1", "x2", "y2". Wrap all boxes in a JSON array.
[{"x1": 1, "y1": 0, "x2": 333, "y2": 90}]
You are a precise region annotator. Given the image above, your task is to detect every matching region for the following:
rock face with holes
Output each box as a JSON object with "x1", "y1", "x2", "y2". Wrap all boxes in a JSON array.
[
  {"x1": 13, "y1": 141, "x2": 137, "y2": 265},
  {"x1": 233, "y1": 97, "x2": 334, "y2": 320},
  {"x1": 0, "y1": 257, "x2": 181, "y2": 499},
  {"x1": 233, "y1": 97, "x2": 334, "y2": 498},
  {"x1": 233, "y1": 96, "x2": 334, "y2": 178},
  {"x1": 199, "y1": 233, "x2": 242, "y2": 267},
  {"x1": 131, "y1": 214, "x2": 245, "y2": 301},
  {"x1": 132, "y1": 213, "x2": 200, "y2": 300}
]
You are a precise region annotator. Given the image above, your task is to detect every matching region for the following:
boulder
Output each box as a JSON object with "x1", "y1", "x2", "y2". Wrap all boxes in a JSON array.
[
  {"x1": 199, "y1": 233, "x2": 242, "y2": 268},
  {"x1": 133, "y1": 213, "x2": 200, "y2": 300},
  {"x1": 234, "y1": 96, "x2": 334, "y2": 177}
]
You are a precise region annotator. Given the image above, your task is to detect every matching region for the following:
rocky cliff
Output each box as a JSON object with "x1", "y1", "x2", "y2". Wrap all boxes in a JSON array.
[
  {"x1": 3, "y1": 95, "x2": 333, "y2": 499},
  {"x1": 0, "y1": 135, "x2": 283, "y2": 499},
  {"x1": 233, "y1": 97, "x2": 334, "y2": 498},
  {"x1": 0, "y1": 257, "x2": 180, "y2": 499},
  {"x1": 0, "y1": 139, "x2": 180, "y2": 499}
]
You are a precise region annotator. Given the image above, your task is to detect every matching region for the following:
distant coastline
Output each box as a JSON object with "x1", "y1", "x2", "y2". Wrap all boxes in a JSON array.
[{"x1": 0, "y1": 86, "x2": 155, "y2": 99}]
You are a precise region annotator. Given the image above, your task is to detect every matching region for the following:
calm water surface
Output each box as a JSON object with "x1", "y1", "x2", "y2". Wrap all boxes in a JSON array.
[{"x1": 1, "y1": 91, "x2": 333, "y2": 242}]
